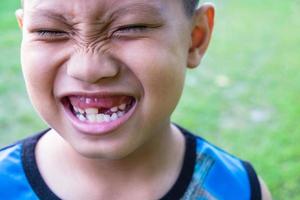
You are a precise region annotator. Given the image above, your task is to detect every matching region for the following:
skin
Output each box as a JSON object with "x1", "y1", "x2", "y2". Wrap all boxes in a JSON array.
[
  {"x1": 18, "y1": 0, "x2": 201, "y2": 159},
  {"x1": 16, "y1": 0, "x2": 271, "y2": 199}
]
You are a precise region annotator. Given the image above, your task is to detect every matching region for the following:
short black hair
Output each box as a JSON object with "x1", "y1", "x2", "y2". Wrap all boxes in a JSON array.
[
  {"x1": 21, "y1": 0, "x2": 200, "y2": 17},
  {"x1": 183, "y1": 0, "x2": 200, "y2": 16}
]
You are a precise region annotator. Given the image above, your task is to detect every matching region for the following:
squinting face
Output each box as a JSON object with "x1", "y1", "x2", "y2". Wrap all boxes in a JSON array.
[{"x1": 20, "y1": 0, "x2": 193, "y2": 159}]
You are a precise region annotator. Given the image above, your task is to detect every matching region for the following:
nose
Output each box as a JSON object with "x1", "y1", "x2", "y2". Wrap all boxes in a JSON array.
[{"x1": 67, "y1": 50, "x2": 120, "y2": 83}]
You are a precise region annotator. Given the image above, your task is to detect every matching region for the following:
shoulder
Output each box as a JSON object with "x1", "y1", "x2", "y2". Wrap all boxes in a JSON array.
[
  {"x1": 259, "y1": 177, "x2": 273, "y2": 200},
  {"x1": 0, "y1": 142, "x2": 26, "y2": 195},
  {"x1": 178, "y1": 126, "x2": 264, "y2": 200},
  {"x1": 0, "y1": 131, "x2": 48, "y2": 199},
  {"x1": 0, "y1": 141, "x2": 23, "y2": 174}
]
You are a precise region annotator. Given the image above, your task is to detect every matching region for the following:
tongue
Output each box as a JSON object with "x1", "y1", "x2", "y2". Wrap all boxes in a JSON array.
[{"x1": 69, "y1": 95, "x2": 132, "y2": 109}]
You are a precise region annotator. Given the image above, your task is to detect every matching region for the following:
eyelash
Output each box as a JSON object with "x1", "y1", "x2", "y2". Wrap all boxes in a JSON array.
[
  {"x1": 36, "y1": 30, "x2": 67, "y2": 38},
  {"x1": 118, "y1": 25, "x2": 148, "y2": 32},
  {"x1": 34, "y1": 24, "x2": 156, "y2": 40},
  {"x1": 112, "y1": 24, "x2": 150, "y2": 37}
]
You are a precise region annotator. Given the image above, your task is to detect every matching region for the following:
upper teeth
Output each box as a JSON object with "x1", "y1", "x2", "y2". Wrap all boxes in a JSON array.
[
  {"x1": 73, "y1": 103, "x2": 128, "y2": 123},
  {"x1": 110, "y1": 107, "x2": 118, "y2": 112},
  {"x1": 85, "y1": 108, "x2": 98, "y2": 114},
  {"x1": 119, "y1": 104, "x2": 126, "y2": 110}
]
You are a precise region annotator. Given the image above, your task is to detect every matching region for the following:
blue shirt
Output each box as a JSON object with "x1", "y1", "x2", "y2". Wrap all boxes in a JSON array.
[{"x1": 0, "y1": 127, "x2": 261, "y2": 200}]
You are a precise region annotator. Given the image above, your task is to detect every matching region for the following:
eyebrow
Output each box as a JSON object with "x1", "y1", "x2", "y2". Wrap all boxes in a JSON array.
[
  {"x1": 26, "y1": 2, "x2": 165, "y2": 24},
  {"x1": 108, "y1": 2, "x2": 165, "y2": 20},
  {"x1": 26, "y1": 9, "x2": 73, "y2": 24}
]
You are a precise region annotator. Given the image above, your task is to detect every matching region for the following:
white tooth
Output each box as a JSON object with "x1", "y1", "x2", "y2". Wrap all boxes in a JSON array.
[
  {"x1": 78, "y1": 108, "x2": 84, "y2": 114},
  {"x1": 117, "y1": 111, "x2": 124, "y2": 117},
  {"x1": 119, "y1": 104, "x2": 126, "y2": 110},
  {"x1": 85, "y1": 108, "x2": 98, "y2": 114},
  {"x1": 104, "y1": 114, "x2": 111, "y2": 122},
  {"x1": 86, "y1": 98, "x2": 92, "y2": 104},
  {"x1": 96, "y1": 114, "x2": 104, "y2": 122},
  {"x1": 78, "y1": 114, "x2": 86, "y2": 121},
  {"x1": 87, "y1": 114, "x2": 96, "y2": 122},
  {"x1": 110, "y1": 106, "x2": 118, "y2": 112},
  {"x1": 111, "y1": 113, "x2": 118, "y2": 121},
  {"x1": 73, "y1": 106, "x2": 79, "y2": 112}
]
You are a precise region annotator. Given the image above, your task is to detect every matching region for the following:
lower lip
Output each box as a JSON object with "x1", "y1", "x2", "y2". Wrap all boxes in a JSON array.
[{"x1": 63, "y1": 101, "x2": 137, "y2": 136}]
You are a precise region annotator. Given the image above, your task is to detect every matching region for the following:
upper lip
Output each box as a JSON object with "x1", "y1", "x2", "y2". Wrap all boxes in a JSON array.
[{"x1": 58, "y1": 91, "x2": 137, "y2": 101}]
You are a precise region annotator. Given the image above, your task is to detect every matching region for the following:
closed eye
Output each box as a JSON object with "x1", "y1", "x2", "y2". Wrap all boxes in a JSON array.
[
  {"x1": 35, "y1": 29, "x2": 69, "y2": 40},
  {"x1": 116, "y1": 24, "x2": 148, "y2": 33},
  {"x1": 111, "y1": 24, "x2": 160, "y2": 39}
]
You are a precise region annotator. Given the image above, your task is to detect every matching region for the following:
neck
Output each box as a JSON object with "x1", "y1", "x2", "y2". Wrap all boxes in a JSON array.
[
  {"x1": 67, "y1": 124, "x2": 183, "y2": 174},
  {"x1": 36, "y1": 124, "x2": 185, "y2": 199}
]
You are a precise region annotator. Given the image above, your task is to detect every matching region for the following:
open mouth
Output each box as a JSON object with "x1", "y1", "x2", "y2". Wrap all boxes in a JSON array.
[{"x1": 62, "y1": 95, "x2": 136, "y2": 124}]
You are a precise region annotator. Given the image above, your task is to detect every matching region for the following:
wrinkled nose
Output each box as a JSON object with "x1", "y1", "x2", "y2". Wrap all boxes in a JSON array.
[{"x1": 67, "y1": 51, "x2": 119, "y2": 83}]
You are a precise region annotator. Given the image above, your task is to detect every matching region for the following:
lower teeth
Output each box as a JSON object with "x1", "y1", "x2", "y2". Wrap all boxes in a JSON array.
[
  {"x1": 70, "y1": 98, "x2": 135, "y2": 123},
  {"x1": 76, "y1": 112, "x2": 125, "y2": 123}
]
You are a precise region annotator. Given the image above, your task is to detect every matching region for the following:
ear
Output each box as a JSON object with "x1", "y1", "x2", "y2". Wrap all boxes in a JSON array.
[
  {"x1": 15, "y1": 9, "x2": 24, "y2": 29},
  {"x1": 187, "y1": 3, "x2": 215, "y2": 68}
]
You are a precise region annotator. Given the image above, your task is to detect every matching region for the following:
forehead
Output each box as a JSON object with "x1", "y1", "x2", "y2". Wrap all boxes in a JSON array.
[{"x1": 24, "y1": 0, "x2": 184, "y2": 21}]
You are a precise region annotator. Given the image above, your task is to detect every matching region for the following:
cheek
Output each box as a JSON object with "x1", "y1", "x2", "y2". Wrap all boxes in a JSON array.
[
  {"x1": 22, "y1": 46, "x2": 50, "y2": 90},
  {"x1": 113, "y1": 39, "x2": 187, "y2": 115},
  {"x1": 20, "y1": 41, "x2": 66, "y2": 120},
  {"x1": 21, "y1": 40, "x2": 69, "y2": 95}
]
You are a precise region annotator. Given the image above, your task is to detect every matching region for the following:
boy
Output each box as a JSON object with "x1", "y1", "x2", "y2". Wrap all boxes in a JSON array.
[{"x1": 0, "y1": 0, "x2": 271, "y2": 199}]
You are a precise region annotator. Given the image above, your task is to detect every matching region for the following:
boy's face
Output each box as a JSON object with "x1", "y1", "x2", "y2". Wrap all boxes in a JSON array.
[{"x1": 18, "y1": 0, "x2": 213, "y2": 158}]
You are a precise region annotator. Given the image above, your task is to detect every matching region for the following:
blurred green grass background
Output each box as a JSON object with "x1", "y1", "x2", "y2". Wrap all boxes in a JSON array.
[{"x1": 0, "y1": 0, "x2": 299, "y2": 199}]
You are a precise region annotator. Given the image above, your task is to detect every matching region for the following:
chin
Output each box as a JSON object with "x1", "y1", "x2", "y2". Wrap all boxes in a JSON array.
[{"x1": 71, "y1": 139, "x2": 138, "y2": 161}]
